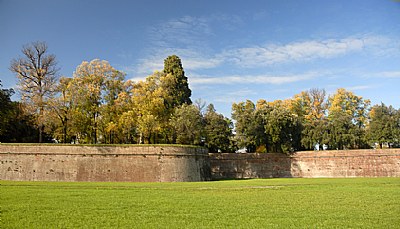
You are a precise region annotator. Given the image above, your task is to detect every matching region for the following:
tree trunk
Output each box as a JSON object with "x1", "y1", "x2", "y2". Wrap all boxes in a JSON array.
[
  {"x1": 39, "y1": 125, "x2": 43, "y2": 143},
  {"x1": 38, "y1": 106, "x2": 44, "y2": 143}
]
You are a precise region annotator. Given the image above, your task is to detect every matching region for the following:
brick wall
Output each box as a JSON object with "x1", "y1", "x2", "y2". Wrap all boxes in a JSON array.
[
  {"x1": 210, "y1": 149, "x2": 400, "y2": 179},
  {"x1": 0, "y1": 145, "x2": 210, "y2": 182},
  {"x1": 1, "y1": 145, "x2": 399, "y2": 182}
]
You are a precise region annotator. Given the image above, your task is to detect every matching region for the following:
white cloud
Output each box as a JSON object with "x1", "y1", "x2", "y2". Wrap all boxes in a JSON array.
[
  {"x1": 148, "y1": 16, "x2": 212, "y2": 49},
  {"x1": 129, "y1": 47, "x2": 224, "y2": 76},
  {"x1": 379, "y1": 71, "x2": 400, "y2": 78},
  {"x1": 189, "y1": 72, "x2": 319, "y2": 86},
  {"x1": 131, "y1": 34, "x2": 396, "y2": 76},
  {"x1": 221, "y1": 36, "x2": 382, "y2": 67},
  {"x1": 125, "y1": 12, "x2": 398, "y2": 83},
  {"x1": 129, "y1": 76, "x2": 147, "y2": 83},
  {"x1": 345, "y1": 85, "x2": 374, "y2": 91},
  {"x1": 182, "y1": 57, "x2": 223, "y2": 70}
]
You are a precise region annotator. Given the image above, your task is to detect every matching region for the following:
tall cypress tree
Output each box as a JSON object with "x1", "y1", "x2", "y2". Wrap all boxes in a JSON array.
[{"x1": 163, "y1": 55, "x2": 192, "y2": 107}]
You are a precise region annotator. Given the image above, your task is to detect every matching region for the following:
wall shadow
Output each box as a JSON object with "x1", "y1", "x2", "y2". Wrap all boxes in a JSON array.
[{"x1": 209, "y1": 153, "x2": 294, "y2": 180}]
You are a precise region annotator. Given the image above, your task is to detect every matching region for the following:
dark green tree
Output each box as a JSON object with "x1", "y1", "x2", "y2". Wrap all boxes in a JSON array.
[
  {"x1": 0, "y1": 81, "x2": 39, "y2": 143},
  {"x1": 326, "y1": 113, "x2": 357, "y2": 150},
  {"x1": 163, "y1": 55, "x2": 192, "y2": 107},
  {"x1": 169, "y1": 104, "x2": 203, "y2": 145},
  {"x1": 204, "y1": 104, "x2": 235, "y2": 153},
  {"x1": 263, "y1": 104, "x2": 302, "y2": 153},
  {"x1": 232, "y1": 100, "x2": 266, "y2": 152},
  {"x1": 301, "y1": 119, "x2": 329, "y2": 150},
  {"x1": 367, "y1": 103, "x2": 399, "y2": 148},
  {"x1": 0, "y1": 80, "x2": 15, "y2": 138}
]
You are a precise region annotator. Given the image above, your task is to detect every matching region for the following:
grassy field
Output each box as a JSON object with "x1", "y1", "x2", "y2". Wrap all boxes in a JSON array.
[{"x1": 1, "y1": 178, "x2": 399, "y2": 228}]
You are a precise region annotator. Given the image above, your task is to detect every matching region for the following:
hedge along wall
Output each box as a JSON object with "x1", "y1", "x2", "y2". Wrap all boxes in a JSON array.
[
  {"x1": 209, "y1": 149, "x2": 400, "y2": 179},
  {"x1": 0, "y1": 145, "x2": 210, "y2": 182}
]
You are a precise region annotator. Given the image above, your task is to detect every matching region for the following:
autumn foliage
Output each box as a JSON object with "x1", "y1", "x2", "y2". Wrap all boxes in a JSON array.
[{"x1": 4, "y1": 42, "x2": 400, "y2": 152}]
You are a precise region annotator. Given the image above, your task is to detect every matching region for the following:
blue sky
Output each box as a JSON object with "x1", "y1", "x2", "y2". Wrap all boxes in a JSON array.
[{"x1": 1, "y1": 0, "x2": 399, "y2": 117}]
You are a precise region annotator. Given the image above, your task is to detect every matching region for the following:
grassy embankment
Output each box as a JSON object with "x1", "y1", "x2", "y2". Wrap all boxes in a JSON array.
[{"x1": 1, "y1": 178, "x2": 399, "y2": 228}]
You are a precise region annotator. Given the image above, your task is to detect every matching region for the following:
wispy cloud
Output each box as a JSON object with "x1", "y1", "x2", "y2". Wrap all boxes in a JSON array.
[
  {"x1": 130, "y1": 48, "x2": 222, "y2": 76},
  {"x1": 129, "y1": 14, "x2": 242, "y2": 75},
  {"x1": 379, "y1": 71, "x2": 400, "y2": 78},
  {"x1": 221, "y1": 36, "x2": 392, "y2": 67},
  {"x1": 147, "y1": 16, "x2": 212, "y2": 49},
  {"x1": 131, "y1": 33, "x2": 396, "y2": 76},
  {"x1": 189, "y1": 71, "x2": 319, "y2": 85},
  {"x1": 124, "y1": 12, "x2": 398, "y2": 88},
  {"x1": 345, "y1": 85, "x2": 374, "y2": 91}
]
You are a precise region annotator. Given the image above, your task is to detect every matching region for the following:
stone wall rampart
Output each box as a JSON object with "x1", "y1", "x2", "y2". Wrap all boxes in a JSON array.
[
  {"x1": 210, "y1": 149, "x2": 400, "y2": 179},
  {"x1": 0, "y1": 145, "x2": 210, "y2": 182},
  {"x1": 1, "y1": 145, "x2": 399, "y2": 182}
]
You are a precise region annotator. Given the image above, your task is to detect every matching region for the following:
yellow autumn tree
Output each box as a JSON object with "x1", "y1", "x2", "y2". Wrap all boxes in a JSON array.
[
  {"x1": 291, "y1": 88, "x2": 327, "y2": 122},
  {"x1": 326, "y1": 88, "x2": 371, "y2": 149},
  {"x1": 131, "y1": 72, "x2": 166, "y2": 144},
  {"x1": 69, "y1": 59, "x2": 125, "y2": 144}
]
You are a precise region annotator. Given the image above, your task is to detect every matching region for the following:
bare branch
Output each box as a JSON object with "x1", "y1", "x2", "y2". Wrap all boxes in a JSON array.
[{"x1": 9, "y1": 41, "x2": 60, "y2": 143}]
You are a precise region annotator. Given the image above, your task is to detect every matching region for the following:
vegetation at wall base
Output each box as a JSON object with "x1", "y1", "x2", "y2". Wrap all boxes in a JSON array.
[{"x1": 1, "y1": 178, "x2": 399, "y2": 228}]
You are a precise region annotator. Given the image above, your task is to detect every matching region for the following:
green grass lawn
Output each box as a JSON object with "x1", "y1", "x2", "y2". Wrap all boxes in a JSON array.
[{"x1": 1, "y1": 178, "x2": 399, "y2": 228}]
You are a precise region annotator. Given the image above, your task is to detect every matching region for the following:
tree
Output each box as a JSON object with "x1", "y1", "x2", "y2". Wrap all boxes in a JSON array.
[
  {"x1": 265, "y1": 104, "x2": 302, "y2": 153},
  {"x1": 114, "y1": 80, "x2": 137, "y2": 143},
  {"x1": 98, "y1": 64, "x2": 126, "y2": 144},
  {"x1": 10, "y1": 41, "x2": 59, "y2": 142},
  {"x1": 204, "y1": 104, "x2": 235, "y2": 153},
  {"x1": 0, "y1": 81, "x2": 40, "y2": 143},
  {"x1": 367, "y1": 103, "x2": 399, "y2": 148},
  {"x1": 163, "y1": 55, "x2": 192, "y2": 107},
  {"x1": 69, "y1": 59, "x2": 125, "y2": 144},
  {"x1": 326, "y1": 88, "x2": 370, "y2": 149},
  {"x1": 300, "y1": 119, "x2": 329, "y2": 150},
  {"x1": 291, "y1": 89, "x2": 328, "y2": 150},
  {"x1": 291, "y1": 88, "x2": 327, "y2": 121},
  {"x1": 0, "y1": 80, "x2": 15, "y2": 139},
  {"x1": 131, "y1": 72, "x2": 165, "y2": 144},
  {"x1": 169, "y1": 104, "x2": 203, "y2": 145},
  {"x1": 0, "y1": 80, "x2": 14, "y2": 136},
  {"x1": 232, "y1": 99, "x2": 302, "y2": 153},
  {"x1": 232, "y1": 100, "x2": 266, "y2": 152},
  {"x1": 47, "y1": 77, "x2": 73, "y2": 143}
]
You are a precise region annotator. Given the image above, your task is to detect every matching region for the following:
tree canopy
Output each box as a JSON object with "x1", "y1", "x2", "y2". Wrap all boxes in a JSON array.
[{"x1": 5, "y1": 42, "x2": 400, "y2": 152}]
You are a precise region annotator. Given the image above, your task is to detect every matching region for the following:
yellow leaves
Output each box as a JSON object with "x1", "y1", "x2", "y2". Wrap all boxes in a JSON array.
[
  {"x1": 137, "y1": 114, "x2": 160, "y2": 138},
  {"x1": 290, "y1": 89, "x2": 327, "y2": 122},
  {"x1": 74, "y1": 59, "x2": 116, "y2": 82},
  {"x1": 105, "y1": 122, "x2": 117, "y2": 133},
  {"x1": 327, "y1": 88, "x2": 370, "y2": 126}
]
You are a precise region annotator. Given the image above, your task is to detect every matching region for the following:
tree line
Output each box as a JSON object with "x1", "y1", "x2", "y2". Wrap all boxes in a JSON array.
[
  {"x1": 233, "y1": 89, "x2": 399, "y2": 153},
  {"x1": 1, "y1": 41, "x2": 399, "y2": 153},
  {"x1": 2, "y1": 41, "x2": 234, "y2": 152}
]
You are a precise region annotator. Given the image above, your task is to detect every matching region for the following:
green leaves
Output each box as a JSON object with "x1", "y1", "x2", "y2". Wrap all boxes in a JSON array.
[
  {"x1": 204, "y1": 104, "x2": 235, "y2": 153},
  {"x1": 163, "y1": 55, "x2": 192, "y2": 106},
  {"x1": 232, "y1": 88, "x2": 390, "y2": 152},
  {"x1": 368, "y1": 103, "x2": 400, "y2": 148},
  {"x1": 170, "y1": 104, "x2": 203, "y2": 145}
]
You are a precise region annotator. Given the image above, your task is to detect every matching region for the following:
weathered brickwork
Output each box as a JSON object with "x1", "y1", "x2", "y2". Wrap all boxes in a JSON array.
[
  {"x1": 0, "y1": 145, "x2": 210, "y2": 182},
  {"x1": 1, "y1": 146, "x2": 399, "y2": 182},
  {"x1": 210, "y1": 149, "x2": 400, "y2": 179}
]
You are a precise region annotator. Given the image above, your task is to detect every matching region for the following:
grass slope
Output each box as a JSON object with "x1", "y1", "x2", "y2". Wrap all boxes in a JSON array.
[{"x1": 1, "y1": 178, "x2": 399, "y2": 228}]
